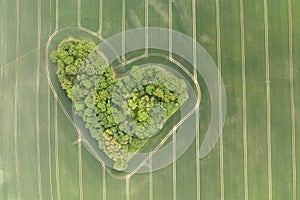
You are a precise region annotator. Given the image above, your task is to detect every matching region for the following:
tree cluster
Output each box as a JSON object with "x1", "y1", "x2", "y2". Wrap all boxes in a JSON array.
[
  {"x1": 70, "y1": 48, "x2": 133, "y2": 169},
  {"x1": 111, "y1": 65, "x2": 189, "y2": 139},
  {"x1": 50, "y1": 39, "x2": 96, "y2": 98},
  {"x1": 50, "y1": 39, "x2": 189, "y2": 171}
]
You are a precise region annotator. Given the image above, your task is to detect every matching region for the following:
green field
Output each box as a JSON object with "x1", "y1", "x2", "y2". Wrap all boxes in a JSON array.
[{"x1": 0, "y1": 0, "x2": 300, "y2": 199}]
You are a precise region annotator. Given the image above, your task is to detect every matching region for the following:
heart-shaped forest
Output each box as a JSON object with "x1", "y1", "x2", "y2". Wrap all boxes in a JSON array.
[{"x1": 50, "y1": 39, "x2": 189, "y2": 171}]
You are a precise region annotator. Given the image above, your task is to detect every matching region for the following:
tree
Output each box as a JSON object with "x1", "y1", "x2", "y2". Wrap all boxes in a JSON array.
[
  {"x1": 65, "y1": 65, "x2": 77, "y2": 75},
  {"x1": 50, "y1": 50, "x2": 59, "y2": 63},
  {"x1": 153, "y1": 86, "x2": 164, "y2": 99},
  {"x1": 59, "y1": 40, "x2": 73, "y2": 50},
  {"x1": 64, "y1": 56, "x2": 74, "y2": 65},
  {"x1": 112, "y1": 110, "x2": 127, "y2": 124},
  {"x1": 128, "y1": 100, "x2": 137, "y2": 110},
  {"x1": 74, "y1": 102, "x2": 85, "y2": 111},
  {"x1": 113, "y1": 158, "x2": 128, "y2": 171},
  {"x1": 97, "y1": 102, "x2": 106, "y2": 112},
  {"x1": 130, "y1": 66, "x2": 143, "y2": 82},
  {"x1": 137, "y1": 110, "x2": 150, "y2": 123},
  {"x1": 145, "y1": 84, "x2": 155, "y2": 95},
  {"x1": 84, "y1": 107, "x2": 94, "y2": 118},
  {"x1": 61, "y1": 78, "x2": 72, "y2": 90}
]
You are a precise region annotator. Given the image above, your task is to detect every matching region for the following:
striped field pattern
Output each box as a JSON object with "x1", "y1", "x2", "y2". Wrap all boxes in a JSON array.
[{"x1": 0, "y1": 0, "x2": 299, "y2": 199}]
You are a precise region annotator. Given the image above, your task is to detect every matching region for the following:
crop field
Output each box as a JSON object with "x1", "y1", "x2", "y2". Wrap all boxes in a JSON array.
[{"x1": 0, "y1": 0, "x2": 300, "y2": 199}]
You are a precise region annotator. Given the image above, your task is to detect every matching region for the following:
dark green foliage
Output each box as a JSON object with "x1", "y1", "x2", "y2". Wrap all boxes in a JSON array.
[
  {"x1": 111, "y1": 66, "x2": 188, "y2": 139},
  {"x1": 50, "y1": 39, "x2": 188, "y2": 171}
]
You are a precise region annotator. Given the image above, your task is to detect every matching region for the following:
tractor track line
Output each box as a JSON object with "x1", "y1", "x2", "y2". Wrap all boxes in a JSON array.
[
  {"x1": 13, "y1": 0, "x2": 21, "y2": 198},
  {"x1": 35, "y1": 0, "x2": 43, "y2": 198},
  {"x1": 263, "y1": 0, "x2": 273, "y2": 199},
  {"x1": 192, "y1": 0, "x2": 201, "y2": 199},
  {"x1": 239, "y1": 0, "x2": 249, "y2": 199},
  {"x1": 215, "y1": 0, "x2": 224, "y2": 199},
  {"x1": 288, "y1": 0, "x2": 297, "y2": 199}
]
